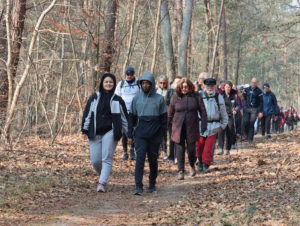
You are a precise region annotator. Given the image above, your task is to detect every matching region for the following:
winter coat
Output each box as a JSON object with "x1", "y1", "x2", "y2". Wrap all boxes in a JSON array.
[
  {"x1": 127, "y1": 72, "x2": 167, "y2": 139},
  {"x1": 199, "y1": 90, "x2": 228, "y2": 137},
  {"x1": 115, "y1": 78, "x2": 140, "y2": 112},
  {"x1": 168, "y1": 92, "x2": 207, "y2": 144},
  {"x1": 81, "y1": 92, "x2": 128, "y2": 140},
  {"x1": 156, "y1": 88, "x2": 173, "y2": 105},
  {"x1": 243, "y1": 86, "x2": 263, "y2": 112},
  {"x1": 220, "y1": 90, "x2": 241, "y2": 118},
  {"x1": 262, "y1": 91, "x2": 278, "y2": 116}
]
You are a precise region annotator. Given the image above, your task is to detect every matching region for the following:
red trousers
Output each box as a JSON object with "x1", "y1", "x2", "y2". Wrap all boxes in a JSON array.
[{"x1": 196, "y1": 134, "x2": 217, "y2": 166}]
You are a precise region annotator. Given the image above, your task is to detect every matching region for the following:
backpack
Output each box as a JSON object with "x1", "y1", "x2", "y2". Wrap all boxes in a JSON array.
[
  {"x1": 120, "y1": 79, "x2": 141, "y2": 89},
  {"x1": 201, "y1": 91, "x2": 220, "y2": 111}
]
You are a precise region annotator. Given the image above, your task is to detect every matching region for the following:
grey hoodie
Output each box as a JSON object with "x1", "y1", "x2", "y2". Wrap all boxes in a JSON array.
[{"x1": 128, "y1": 72, "x2": 167, "y2": 138}]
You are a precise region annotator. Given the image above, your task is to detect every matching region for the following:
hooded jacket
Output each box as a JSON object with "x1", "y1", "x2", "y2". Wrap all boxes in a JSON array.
[
  {"x1": 262, "y1": 91, "x2": 278, "y2": 116},
  {"x1": 81, "y1": 74, "x2": 128, "y2": 140},
  {"x1": 127, "y1": 72, "x2": 167, "y2": 139}
]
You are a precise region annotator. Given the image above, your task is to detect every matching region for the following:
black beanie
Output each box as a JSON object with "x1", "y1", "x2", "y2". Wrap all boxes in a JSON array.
[{"x1": 99, "y1": 73, "x2": 117, "y2": 93}]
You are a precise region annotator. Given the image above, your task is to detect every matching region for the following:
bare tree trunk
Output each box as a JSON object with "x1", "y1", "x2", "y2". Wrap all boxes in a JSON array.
[
  {"x1": 52, "y1": 2, "x2": 66, "y2": 133},
  {"x1": 178, "y1": 0, "x2": 193, "y2": 77},
  {"x1": 2, "y1": 0, "x2": 57, "y2": 142},
  {"x1": 160, "y1": 0, "x2": 176, "y2": 81},
  {"x1": 98, "y1": 0, "x2": 118, "y2": 78},
  {"x1": 204, "y1": 0, "x2": 212, "y2": 72},
  {"x1": 234, "y1": 28, "x2": 243, "y2": 85},
  {"x1": 122, "y1": 0, "x2": 138, "y2": 73},
  {"x1": 210, "y1": 0, "x2": 224, "y2": 78},
  {"x1": 150, "y1": 0, "x2": 162, "y2": 74},
  {"x1": 221, "y1": 6, "x2": 228, "y2": 80},
  {"x1": 172, "y1": 0, "x2": 182, "y2": 73}
]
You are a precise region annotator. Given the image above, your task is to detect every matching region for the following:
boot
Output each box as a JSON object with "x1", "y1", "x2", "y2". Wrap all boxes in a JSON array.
[
  {"x1": 177, "y1": 171, "x2": 184, "y2": 180},
  {"x1": 190, "y1": 165, "x2": 196, "y2": 177},
  {"x1": 217, "y1": 148, "x2": 224, "y2": 155},
  {"x1": 203, "y1": 163, "x2": 210, "y2": 173},
  {"x1": 129, "y1": 148, "x2": 135, "y2": 160},
  {"x1": 197, "y1": 158, "x2": 203, "y2": 172},
  {"x1": 123, "y1": 150, "x2": 128, "y2": 160},
  {"x1": 226, "y1": 150, "x2": 230, "y2": 155},
  {"x1": 147, "y1": 183, "x2": 156, "y2": 193}
]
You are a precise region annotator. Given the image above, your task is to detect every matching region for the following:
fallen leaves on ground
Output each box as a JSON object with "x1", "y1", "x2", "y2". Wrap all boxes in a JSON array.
[{"x1": 0, "y1": 130, "x2": 300, "y2": 225}]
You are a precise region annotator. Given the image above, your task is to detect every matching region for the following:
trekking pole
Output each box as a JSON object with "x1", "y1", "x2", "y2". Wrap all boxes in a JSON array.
[{"x1": 231, "y1": 100, "x2": 239, "y2": 152}]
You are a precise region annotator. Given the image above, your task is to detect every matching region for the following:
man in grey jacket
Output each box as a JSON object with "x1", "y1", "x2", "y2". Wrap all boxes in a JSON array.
[
  {"x1": 128, "y1": 72, "x2": 167, "y2": 195},
  {"x1": 196, "y1": 78, "x2": 228, "y2": 172}
]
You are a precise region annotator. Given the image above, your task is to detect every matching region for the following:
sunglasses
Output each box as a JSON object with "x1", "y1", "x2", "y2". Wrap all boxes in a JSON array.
[{"x1": 160, "y1": 82, "x2": 167, "y2": 84}]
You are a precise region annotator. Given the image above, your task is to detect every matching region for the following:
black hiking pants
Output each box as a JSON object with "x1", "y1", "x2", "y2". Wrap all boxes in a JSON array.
[
  {"x1": 218, "y1": 117, "x2": 236, "y2": 150},
  {"x1": 261, "y1": 114, "x2": 272, "y2": 136},
  {"x1": 134, "y1": 132, "x2": 161, "y2": 189},
  {"x1": 243, "y1": 108, "x2": 258, "y2": 142}
]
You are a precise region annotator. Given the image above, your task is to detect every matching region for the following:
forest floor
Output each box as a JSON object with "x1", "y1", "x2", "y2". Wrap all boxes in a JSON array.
[{"x1": 1, "y1": 129, "x2": 300, "y2": 225}]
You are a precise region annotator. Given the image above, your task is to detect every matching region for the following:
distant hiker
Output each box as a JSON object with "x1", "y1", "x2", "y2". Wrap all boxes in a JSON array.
[
  {"x1": 168, "y1": 78, "x2": 207, "y2": 180},
  {"x1": 115, "y1": 66, "x2": 140, "y2": 160},
  {"x1": 217, "y1": 81, "x2": 241, "y2": 155},
  {"x1": 196, "y1": 78, "x2": 228, "y2": 173},
  {"x1": 216, "y1": 80, "x2": 226, "y2": 94},
  {"x1": 261, "y1": 83, "x2": 278, "y2": 138},
  {"x1": 242, "y1": 78, "x2": 263, "y2": 144},
  {"x1": 285, "y1": 110, "x2": 295, "y2": 131},
  {"x1": 194, "y1": 72, "x2": 208, "y2": 93},
  {"x1": 156, "y1": 75, "x2": 173, "y2": 160},
  {"x1": 82, "y1": 73, "x2": 128, "y2": 193},
  {"x1": 128, "y1": 72, "x2": 167, "y2": 195}
]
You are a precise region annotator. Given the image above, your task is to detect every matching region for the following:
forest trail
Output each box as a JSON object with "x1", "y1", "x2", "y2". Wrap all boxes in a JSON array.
[{"x1": 1, "y1": 130, "x2": 300, "y2": 225}]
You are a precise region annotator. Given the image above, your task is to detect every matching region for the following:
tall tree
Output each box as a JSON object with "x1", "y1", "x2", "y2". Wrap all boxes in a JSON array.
[
  {"x1": 178, "y1": 0, "x2": 193, "y2": 77},
  {"x1": 204, "y1": 0, "x2": 213, "y2": 72},
  {"x1": 160, "y1": 0, "x2": 176, "y2": 81},
  {"x1": 98, "y1": 0, "x2": 118, "y2": 78},
  {"x1": 150, "y1": 0, "x2": 162, "y2": 74},
  {"x1": 221, "y1": 5, "x2": 228, "y2": 80}
]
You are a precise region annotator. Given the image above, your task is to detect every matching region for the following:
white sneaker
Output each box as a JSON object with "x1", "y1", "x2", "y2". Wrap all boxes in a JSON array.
[
  {"x1": 175, "y1": 158, "x2": 178, "y2": 164},
  {"x1": 217, "y1": 148, "x2": 224, "y2": 155},
  {"x1": 163, "y1": 152, "x2": 168, "y2": 160},
  {"x1": 97, "y1": 183, "x2": 106, "y2": 192}
]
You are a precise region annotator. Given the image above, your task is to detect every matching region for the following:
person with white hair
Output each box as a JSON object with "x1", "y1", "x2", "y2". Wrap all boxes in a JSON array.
[{"x1": 194, "y1": 72, "x2": 208, "y2": 93}]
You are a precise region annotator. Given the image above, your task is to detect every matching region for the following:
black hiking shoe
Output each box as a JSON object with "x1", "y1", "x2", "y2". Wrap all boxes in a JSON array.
[
  {"x1": 130, "y1": 149, "x2": 135, "y2": 160},
  {"x1": 133, "y1": 187, "x2": 143, "y2": 195},
  {"x1": 197, "y1": 160, "x2": 203, "y2": 172},
  {"x1": 147, "y1": 185, "x2": 156, "y2": 193},
  {"x1": 203, "y1": 163, "x2": 210, "y2": 173},
  {"x1": 123, "y1": 152, "x2": 128, "y2": 160}
]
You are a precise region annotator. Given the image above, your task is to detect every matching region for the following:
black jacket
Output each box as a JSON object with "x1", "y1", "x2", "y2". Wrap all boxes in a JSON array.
[
  {"x1": 81, "y1": 93, "x2": 128, "y2": 140},
  {"x1": 243, "y1": 86, "x2": 263, "y2": 112}
]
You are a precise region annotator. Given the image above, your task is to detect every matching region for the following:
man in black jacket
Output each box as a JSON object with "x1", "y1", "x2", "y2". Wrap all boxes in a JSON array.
[{"x1": 243, "y1": 78, "x2": 263, "y2": 144}]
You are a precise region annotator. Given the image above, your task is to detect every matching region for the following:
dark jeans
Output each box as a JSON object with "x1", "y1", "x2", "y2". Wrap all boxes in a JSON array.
[
  {"x1": 175, "y1": 125, "x2": 196, "y2": 173},
  {"x1": 243, "y1": 108, "x2": 258, "y2": 142},
  {"x1": 168, "y1": 125, "x2": 175, "y2": 161},
  {"x1": 122, "y1": 132, "x2": 134, "y2": 152},
  {"x1": 261, "y1": 115, "x2": 272, "y2": 136},
  {"x1": 218, "y1": 117, "x2": 236, "y2": 150},
  {"x1": 160, "y1": 130, "x2": 167, "y2": 153},
  {"x1": 134, "y1": 134, "x2": 161, "y2": 188}
]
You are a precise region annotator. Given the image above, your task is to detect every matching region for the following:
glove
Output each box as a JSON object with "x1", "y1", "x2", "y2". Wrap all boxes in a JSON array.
[{"x1": 201, "y1": 127, "x2": 207, "y2": 134}]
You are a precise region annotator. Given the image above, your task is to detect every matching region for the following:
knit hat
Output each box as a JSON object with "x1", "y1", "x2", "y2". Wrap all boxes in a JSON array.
[
  {"x1": 263, "y1": 83, "x2": 270, "y2": 88},
  {"x1": 125, "y1": 66, "x2": 135, "y2": 75}
]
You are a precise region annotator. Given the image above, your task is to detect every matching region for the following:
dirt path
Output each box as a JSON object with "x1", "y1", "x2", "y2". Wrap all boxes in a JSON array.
[{"x1": 1, "y1": 131, "x2": 300, "y2": 225}]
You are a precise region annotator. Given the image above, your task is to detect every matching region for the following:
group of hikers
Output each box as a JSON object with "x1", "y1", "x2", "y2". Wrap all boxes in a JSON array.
[{"x1": 81, "y1": 66, "x2": 299, "y2": 195}]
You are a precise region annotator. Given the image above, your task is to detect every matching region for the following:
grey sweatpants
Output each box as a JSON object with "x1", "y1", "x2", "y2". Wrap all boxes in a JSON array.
[{"x1": 88, "y1": 130, "x2": 118, "y2": 185}]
